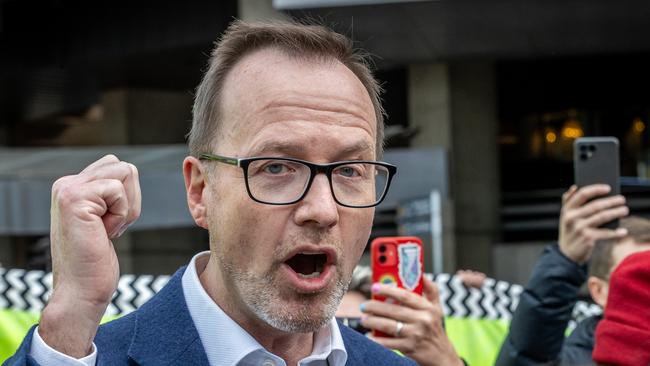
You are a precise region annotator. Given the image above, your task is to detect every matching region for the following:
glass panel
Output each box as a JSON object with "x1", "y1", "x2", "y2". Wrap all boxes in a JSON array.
[
  {"x1": 246, "y1": 159, "x2": 311, "y2": 204},
  {"x1": 332, "y1": 163, "x2": 389, "y2": 206}
]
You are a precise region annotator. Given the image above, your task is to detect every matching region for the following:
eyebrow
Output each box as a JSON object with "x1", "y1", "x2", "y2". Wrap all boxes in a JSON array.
[{"x1": 249, "y1": 140, "x2": 375, "y2": 160}]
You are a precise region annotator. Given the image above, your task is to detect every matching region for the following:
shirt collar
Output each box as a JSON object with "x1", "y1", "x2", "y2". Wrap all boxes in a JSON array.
[{"x1": 182, "y1": 251, "x2": 347, "y2": 366}]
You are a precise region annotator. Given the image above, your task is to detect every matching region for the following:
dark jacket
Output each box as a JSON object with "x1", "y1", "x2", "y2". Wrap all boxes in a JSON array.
[
  {"x1": 5, "y1": 266, "x2": 416, "y2": 366},
  {"x1": 495, "y1": 245, "x2": 599, "y2": 366},
  {"x1": 562, "y1": 315, "x2": 600, "y2": 365}
]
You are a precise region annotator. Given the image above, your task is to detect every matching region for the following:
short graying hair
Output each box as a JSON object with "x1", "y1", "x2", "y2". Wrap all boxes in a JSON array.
[{"x1": 188, "y1": 19, "x2": 385, "y2": 158}]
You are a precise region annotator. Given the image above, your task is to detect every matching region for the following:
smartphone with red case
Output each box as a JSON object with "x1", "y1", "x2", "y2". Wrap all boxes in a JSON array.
[{"x1": 370, "y1": 236, "x2": 424, "y2": 337}]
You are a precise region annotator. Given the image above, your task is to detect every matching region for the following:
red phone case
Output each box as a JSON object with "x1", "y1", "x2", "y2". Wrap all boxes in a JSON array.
[{"x1": 370, "y1": 236, "x2": 424, "y2": 337}]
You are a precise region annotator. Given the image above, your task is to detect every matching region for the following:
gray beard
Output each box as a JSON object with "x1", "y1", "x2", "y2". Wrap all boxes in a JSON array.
[{"x1": 219, "y1": 254, "x2": 350, "y2": 333}]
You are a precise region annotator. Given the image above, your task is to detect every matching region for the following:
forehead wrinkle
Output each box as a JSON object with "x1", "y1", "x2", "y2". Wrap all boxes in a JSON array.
[
  {"x1": 248, "y1": 138, "x2": 374, "y2": 160},
  {"x1": 257, "y1": 90, "x2": 375, "y2": 128}
]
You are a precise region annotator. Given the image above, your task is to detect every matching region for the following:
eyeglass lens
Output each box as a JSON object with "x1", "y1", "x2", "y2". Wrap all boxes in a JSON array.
[{"x1": 246, "y1": 159, "x2": 389, "y2": 206}]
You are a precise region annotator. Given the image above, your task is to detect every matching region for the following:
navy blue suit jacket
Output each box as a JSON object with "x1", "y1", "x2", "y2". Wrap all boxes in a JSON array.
[{"x1": 5, "y1": 267, "x2": 416, "y2": 366}]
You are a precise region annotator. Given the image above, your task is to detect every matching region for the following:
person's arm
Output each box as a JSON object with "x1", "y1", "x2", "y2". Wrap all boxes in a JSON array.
[
  {"x1": 3, "y1": 325, "x2": 97, "y2": 366},
  {"x1": 30, "y1": 326, "x2": 98, "y2": 366},
  {"x1": 3, "y1": 155, "x2": 141, "y2": 364},
  {"x1": 495, "y1": 184, "x2": 627, "y2": 366},
  {"x1": 495, "y1": 245, "x2": 587, "y2": 365},
  {"x1": 359, "y1": 277, "x2": 464, "y2": 366}
]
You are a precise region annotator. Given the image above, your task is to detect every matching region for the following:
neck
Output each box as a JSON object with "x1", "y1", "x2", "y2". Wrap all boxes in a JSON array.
[{"x1": 198, "y1": 254, "x2": 316, "y2": 364}]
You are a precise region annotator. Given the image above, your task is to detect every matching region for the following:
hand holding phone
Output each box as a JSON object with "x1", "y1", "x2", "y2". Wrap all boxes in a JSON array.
[
  {"x1": 361, "y1": 250, "x2": 463, "y2": 365},
  {"x1": 573, "y1": 137, "x2": 621, "y2": 229},
  {"x1": 370, "y1": 236, "x2": 424, "y2": 337},
  {"x1": 560, "y1": 137, "x2": 628, "y2": 263}
]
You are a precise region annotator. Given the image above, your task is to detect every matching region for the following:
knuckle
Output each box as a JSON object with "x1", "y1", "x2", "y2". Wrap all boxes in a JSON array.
[
  {"x1": 55, "y1": 183, "x2": 81, "y2": 205},
  {"x1": 104, "y1": 154, "x2": 119, "y2": 162},
  {"x1": 131, "y1": 204, "x2": 142, "y2": 219},
  {"x1": 117, "y1": 161, "x2": 131, "y2": 173},
  {"x1": 574, "y1": 220, "x2": 587, "y2": 233},
  {"x1": 411, "y1": 326, "x2": 426, "y2": 341},
  {"x1": 128, "y1": 163, "x2": 140, "y2": 178},
  {"x1": 106, "y1": 178, "x2": 124, "y2": 192},
  {"x1": 563, "y1": 213, "x2": 575, "y2": 226},
  {"x1": 52, "y1": 176, "x2": 73, "y2": 194},
  {"x1": 401, "y1": 341, "x2": 415, "y2": 354},
  {"x1": 421, "y1": 312, "x2": 436, "y2": 326},
  {"x1": 560, "y1": 207, "x2": 568, "y2": 216}
]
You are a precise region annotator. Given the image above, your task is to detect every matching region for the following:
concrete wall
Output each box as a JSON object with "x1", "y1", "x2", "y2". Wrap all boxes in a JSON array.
[
  {"x1": 492, "y1": 242, "x2": 549, "y2": 285},
  {"x1": 449, "y1": 62, "x2": 500, "y2": 275},
  {"x1": 408, "y1": 61, "x2": 500, "y2": 275}
]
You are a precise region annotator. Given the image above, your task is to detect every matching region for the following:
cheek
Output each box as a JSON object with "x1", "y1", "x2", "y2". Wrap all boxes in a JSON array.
[
  {"x1": 340, "y1": 210, "x2": 374, "y2": 262},
  {"x1": 208, "y1": 186, "x2": 289, "y2": 264}
]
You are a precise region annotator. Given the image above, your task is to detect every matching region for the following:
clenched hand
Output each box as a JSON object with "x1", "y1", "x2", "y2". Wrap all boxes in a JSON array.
[{"x1": 39, "y1": 155, "x2": 141, "y2": 358}]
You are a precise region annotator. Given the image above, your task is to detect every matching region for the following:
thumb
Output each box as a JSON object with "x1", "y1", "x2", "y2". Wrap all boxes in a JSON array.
[{"x1": 423, "y1": 276, "x2": 440, "y2": 306}]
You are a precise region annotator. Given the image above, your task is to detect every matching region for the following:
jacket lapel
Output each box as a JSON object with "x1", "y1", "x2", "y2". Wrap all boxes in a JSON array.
[{"x1": 127, "y1": 267, "x2": 209, "y2": 365}]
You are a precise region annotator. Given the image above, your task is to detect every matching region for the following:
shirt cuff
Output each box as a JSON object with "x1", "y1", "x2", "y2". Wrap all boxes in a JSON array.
[{"x1": 30, "y1": 325, "x2": 97, "y2": 366}]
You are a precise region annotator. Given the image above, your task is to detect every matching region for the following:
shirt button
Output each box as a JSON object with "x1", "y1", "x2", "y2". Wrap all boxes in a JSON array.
[{"x1": 262, "y1": 359, "x2": 275, "y2": 366}]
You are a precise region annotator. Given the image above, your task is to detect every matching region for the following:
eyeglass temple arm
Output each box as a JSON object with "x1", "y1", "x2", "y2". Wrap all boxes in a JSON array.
[{"x1": 199, "y1": 153, "x2": 240, "y2": 167}]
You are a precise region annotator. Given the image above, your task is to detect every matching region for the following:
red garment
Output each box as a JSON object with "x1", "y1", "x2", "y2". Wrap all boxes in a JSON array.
[{"x1": 592, "y1": 249, "x2": 650, "y2": 366}]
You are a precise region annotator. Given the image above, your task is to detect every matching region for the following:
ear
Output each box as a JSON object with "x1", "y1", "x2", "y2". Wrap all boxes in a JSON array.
[
  {"x1": 587, "y1": 275, "x2": 609, "y2": 308},
  {"x1": 183, "y1": 156, "x2": 209, "y2": 229}
]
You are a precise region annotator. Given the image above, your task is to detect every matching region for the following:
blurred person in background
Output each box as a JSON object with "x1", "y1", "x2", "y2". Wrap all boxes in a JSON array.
[
  {"x1": 496, "y1": 184, "x2": 650, "y2": 365},
  {"x1": 592, "y1": 249, "x2": 650, "y2": 366},
  {"x1": 5, "y1": 20, "x2": 448, "y2": 366}
]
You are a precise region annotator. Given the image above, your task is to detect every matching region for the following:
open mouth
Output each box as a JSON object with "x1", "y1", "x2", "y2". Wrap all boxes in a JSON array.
[{"x1": 285, "y1": 252, "x2": 328, "y2": 279}]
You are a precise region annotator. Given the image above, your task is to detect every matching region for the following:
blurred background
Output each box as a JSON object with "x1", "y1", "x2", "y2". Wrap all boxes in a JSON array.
[{"x1": 3, "y1": 0, "x2": 650, "y2": 286}]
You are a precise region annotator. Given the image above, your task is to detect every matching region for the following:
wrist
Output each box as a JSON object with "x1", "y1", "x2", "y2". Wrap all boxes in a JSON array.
[
  {"x1": 39, "y1": 292, "x2": 107, "y2": 358},
  {"x1": 556, "y1": 244, "x2": 589, "y2": 266}
]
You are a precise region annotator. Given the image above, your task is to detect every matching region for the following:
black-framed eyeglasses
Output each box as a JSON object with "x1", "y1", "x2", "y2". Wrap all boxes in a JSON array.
[{"x1": 199, "y1": 153, "x2": 397, "y2": 208}]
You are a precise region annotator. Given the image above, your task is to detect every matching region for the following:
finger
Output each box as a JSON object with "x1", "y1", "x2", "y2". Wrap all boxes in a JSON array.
[
  {"x1": 564, "y1": 184, "x2": 612, "y2": 210},
  {"x1": 423, "y1": 277, "x2": 440, "y2": 306},
  {"x1": 371, "y1": 283, "x2": 429, "y2": 310},
  {"x1": 361, "y1": 315, "x2": 408, "y2": 337},
  {"x1": 78, "y1": 179, "x2": 129, "y2": 238},
  {"x1": 361, "y1": 299, "x2": 424, "y2": 323},
  {"x1": 79, "y1": 161, "x2": 135, "y2": 185},
  {"x1": 562, "y1": 185, "x2": 578, "y2": 204},
  {"x1": 80, "y1": 154, "x2": 120, "y2": 174},
  {"x1": 585, "y1": 227, "x2": 628, "y2": 243},
  {"x1": 570, "y1": 195, "x2": 626, "y2": 221},
  {"x1": 580, "y1": 205, "x2": 629, "y2": 229},
  {"x1": 122, "y1": 163, "x2": 142, "y2": 227}
]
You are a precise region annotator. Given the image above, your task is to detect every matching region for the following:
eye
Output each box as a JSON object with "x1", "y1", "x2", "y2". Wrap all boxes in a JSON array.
[
  {"x1": 264, "y1": 163, "x2": 290, "y2": 174},
  {"x1": 336, "y1": 165, "x2": 361, "y2": 178}
]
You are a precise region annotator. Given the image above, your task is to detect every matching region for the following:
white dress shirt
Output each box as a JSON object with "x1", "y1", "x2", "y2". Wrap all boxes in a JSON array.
[{"x1": 30, "y1": 251, "x2": 348, "y2": 366}]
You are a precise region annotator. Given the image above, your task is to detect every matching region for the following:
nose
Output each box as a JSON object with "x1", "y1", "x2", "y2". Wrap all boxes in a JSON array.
[{"x1": 293, "y1": 173, "x2": 339, "y2": 228}]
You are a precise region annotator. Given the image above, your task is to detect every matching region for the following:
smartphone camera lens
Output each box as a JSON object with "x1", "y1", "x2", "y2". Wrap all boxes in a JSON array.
[
  {"x1": 378, "y1": 255, "x2": 387, "y2": 264},
  {"x1": 589, "y1": 144, "x2": 597, "y2": 152},
  {"x1": 580, "y1": 145, "x2": 588, "y2": 152},
  {"x1": 379, "y1": 245, "x2": 386, "y2": 253},
  {"x1": 580, "y1": 153, "x2": 589, "y2": 160}
]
